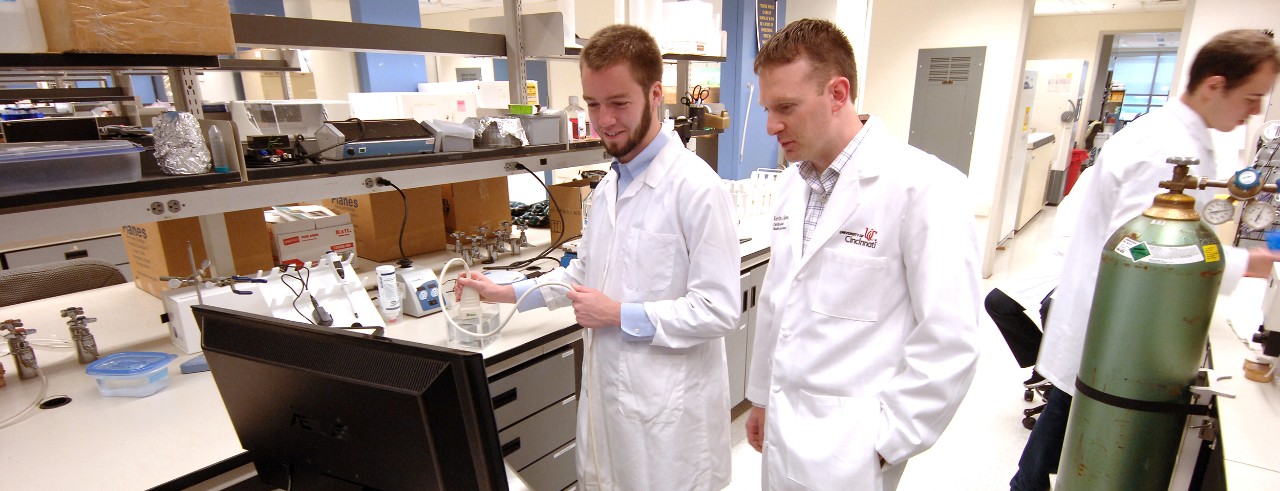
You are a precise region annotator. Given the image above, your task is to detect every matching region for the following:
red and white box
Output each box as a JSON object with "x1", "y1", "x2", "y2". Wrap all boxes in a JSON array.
[{"x1": 266, "y1": 205, "x2": 356, "y2": 267}]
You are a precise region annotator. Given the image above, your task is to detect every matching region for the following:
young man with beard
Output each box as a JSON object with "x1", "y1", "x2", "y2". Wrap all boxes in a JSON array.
[{"x1": 457, "y1": 24, "x2": 740, "y2": 490}]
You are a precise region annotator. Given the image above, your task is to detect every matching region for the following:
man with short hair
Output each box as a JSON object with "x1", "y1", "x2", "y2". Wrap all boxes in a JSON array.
[
  {"x1": 745, "y1": 18, "x2": 981, "y2": 490},
  {"x1": 1014, "y1": 28, "x2": 1280, "y2": 490},
  {"x1": 458, "y1": 24, "x2": 739, "y2": 490}
]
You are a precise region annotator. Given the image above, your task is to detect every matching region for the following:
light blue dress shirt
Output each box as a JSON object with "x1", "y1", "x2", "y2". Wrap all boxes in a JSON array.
[{"x1": 511, "y1": 131, "x2": 671, "y2": 341}]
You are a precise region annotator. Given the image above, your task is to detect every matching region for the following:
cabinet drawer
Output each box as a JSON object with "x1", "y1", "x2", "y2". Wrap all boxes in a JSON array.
[
  {"x1": 499, "y1": 394, "x2": 578, "y2": 471},
  {"x1": 519, "y1": 440, "x2": 577, "y2": 491},
  {"x1": 489, "y1": 347, "x2": 577, "y2": 430},
  {"x1": 3, "y1": 235, "x2": 129, "y2": 268}
]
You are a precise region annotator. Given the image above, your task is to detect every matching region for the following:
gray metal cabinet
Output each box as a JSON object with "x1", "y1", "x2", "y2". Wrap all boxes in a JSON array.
[
  {"x1": 489, "y1": 343, "x2": 581, "y2": 490},
  {"x1": 519, "y1": 440, "x2": 578, "y2": 491},
  {"x1": 1, "y1": 234, "x2": 132, "y2": 280},
  {"x1": 727, "y1": 261, "x2": 768, "y2": 407}
]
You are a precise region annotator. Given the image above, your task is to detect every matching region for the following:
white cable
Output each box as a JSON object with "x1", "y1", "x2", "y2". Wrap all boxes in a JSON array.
[
  {"x1": 0, "y1": 371, "x2": 49, "y2": 429},
  {"x1": 438, "y1": 258, "x2": 574, "y2": 339},
  {"x1": 443, "y1": 257, "x2": 603, "y2": 485},
  {"x1": 740, "y1": 82, "x2": 755, "y2": 164},
  {"x1": 26, "y1": 338, "x2": 74, "y2": 350}
]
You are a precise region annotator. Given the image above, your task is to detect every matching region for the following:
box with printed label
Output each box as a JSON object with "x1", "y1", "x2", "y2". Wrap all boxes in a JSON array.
[
  {"x1": 441, "y1": 177, "x2": 512, "y2": 244},
  {"x1": 318, "y1": 186, "x2": 446, "y2": 262},
  {"x1": 548, "y1": 179, "x2": 591, "y2": 244},
  {"x1": 121, "y1": 209, "x2": 274, "y2": 298},
  {"x1": 266, "y1": 205, "x2": 356, "y2": 266}
]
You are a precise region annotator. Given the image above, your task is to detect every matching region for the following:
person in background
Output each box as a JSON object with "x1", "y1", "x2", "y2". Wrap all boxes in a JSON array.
[
  {"x1": 745, "y1": 18, "x2": 981, "y2": 490},
  {"x1": 1013, "y1": 29, "x2": 1280, "y2": 491},
  {"x1": 457, "y1": 24, "x2": 740, "y2": 491}
]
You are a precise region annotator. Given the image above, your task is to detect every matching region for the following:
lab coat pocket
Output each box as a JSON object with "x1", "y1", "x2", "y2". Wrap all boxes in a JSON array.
[
  {"x1": 624, "y1": 229, "x2": 677, "y2": 292},
  {"x1": 812, "y1": 252, "x2": 886, "y2": 321},
  {"x1": 616, "y1": 345, "x2": 688, "y2": 424},
  {"x1": 783, "y1": 390, "x2": 882, "y2": 490}
]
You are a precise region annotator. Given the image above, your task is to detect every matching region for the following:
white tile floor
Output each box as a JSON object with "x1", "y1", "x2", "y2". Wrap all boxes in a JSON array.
[{"x1": 722, "y1": 208, "x2": 1062, "y2": 490}]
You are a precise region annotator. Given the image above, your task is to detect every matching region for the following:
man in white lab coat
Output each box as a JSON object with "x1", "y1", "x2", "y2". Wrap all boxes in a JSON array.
[
  {"x1": 457, "y1": 25, "x2": 740, "y2": 491},
  {"x1": 744, "y1": 19, "x2": 981, "y2": 490},
  {"x1": 1012, "y1": 29, "x2": 1280, "y2": 490}
]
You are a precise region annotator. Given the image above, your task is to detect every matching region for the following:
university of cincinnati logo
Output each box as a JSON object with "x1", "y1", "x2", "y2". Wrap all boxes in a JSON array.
[{"x1": 840, "y1": 227, "x2": 879, "y2": 249}]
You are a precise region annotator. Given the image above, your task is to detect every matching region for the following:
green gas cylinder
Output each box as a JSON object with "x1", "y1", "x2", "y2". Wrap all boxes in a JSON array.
[{"x1": 1057, "y1": 162, "x2": 1224, "y2": 490}]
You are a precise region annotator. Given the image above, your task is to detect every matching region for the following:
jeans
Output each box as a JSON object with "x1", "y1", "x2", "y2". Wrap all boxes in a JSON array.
[{"x1": 1010, "y1": 386, "x2": 1072, "y2": 491}]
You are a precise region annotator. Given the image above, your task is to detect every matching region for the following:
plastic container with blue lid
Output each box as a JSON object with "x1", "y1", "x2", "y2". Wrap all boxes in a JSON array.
[{"x1": 85, "y1": 351, "x2": 177, "y2": 397}]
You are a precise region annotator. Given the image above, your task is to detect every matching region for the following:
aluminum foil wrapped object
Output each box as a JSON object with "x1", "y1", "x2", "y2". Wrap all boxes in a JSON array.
[
  {"x1": 153, "y1": 111, "x2": 210, "y2": 175},
  {"x1": 465, "y1": 117, "x2": 530, "y2": 148}
]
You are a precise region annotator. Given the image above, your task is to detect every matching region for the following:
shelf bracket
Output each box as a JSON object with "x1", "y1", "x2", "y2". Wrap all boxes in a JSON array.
[
  {"x1": 167, "y1": 67, "x2": 204, "y2": 119},
  {"x1": 504, "y1": 0, "x2": 528, "y2": 106}
]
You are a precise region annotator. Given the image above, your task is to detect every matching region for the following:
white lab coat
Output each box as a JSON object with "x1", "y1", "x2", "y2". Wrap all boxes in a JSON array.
[
  {"x1": 746, "y1": 117, "x2": 981, "y2": 491},
  {"x1": 1037, "y1": 99, "x2": 1249, "y2": 396},
  {"x1": 535, "y1": 131, "x2": 740, "y2": 490}
]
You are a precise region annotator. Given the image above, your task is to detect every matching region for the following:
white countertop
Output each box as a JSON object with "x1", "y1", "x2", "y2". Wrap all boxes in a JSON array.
[
  {"x1": 0, "y1": 223, "x2": 772, "y2": 490},
  {"x1": 1209, "y1": 278, "x2": 1280, "y2": 485}
]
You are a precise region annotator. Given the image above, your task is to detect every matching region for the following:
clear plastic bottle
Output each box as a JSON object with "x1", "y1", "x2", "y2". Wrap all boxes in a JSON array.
[
  {"x1": 376, "y1": 265, "x2": 401, "y2": 324},
  {"x1": 565, "y1": 96, "x2": 588, "y2": 140},
  {"x1": 207, "y1": 125, "x2": 231, "y2": 173},
  {"x1": 581, "y1": 182, "x2": 595, "y2": 234}
]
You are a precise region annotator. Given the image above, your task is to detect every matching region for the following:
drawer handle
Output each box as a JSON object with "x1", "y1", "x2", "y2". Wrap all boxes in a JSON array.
[
  {"x1": 492, "y1": 388, "x2": 518, "y2": 410},
  {"x1": 553, "y1": 442, "x2": 576, "y2": 459},
  {"x1": 64, "y1": 250, "x2": 89, "y2": 260},
  {"x1": 501, "y1": 437, "x2": 521, "y2": 457}
]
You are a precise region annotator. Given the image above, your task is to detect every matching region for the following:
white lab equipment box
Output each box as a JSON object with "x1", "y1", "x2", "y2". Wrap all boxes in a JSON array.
[{"x1": 265, "y1": 206, "x2": 356, "y2": 268}]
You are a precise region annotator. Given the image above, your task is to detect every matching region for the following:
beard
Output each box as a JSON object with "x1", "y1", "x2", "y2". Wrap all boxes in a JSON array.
[{"x1": 604, "y1": 96, "x2": 654, "y2": 159}]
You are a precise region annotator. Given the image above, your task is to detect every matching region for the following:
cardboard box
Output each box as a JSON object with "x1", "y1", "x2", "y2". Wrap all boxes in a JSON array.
[
  {"x1": 39, "y1": 0, "x2": 235, "y2": 55},
  {"x1": 441, "y1": 177, "x2": 512, "y2": 243},
  {"x1": 266, "y1": 205, "x2": 356, "y2": 267},
  {"x1": 121, "y1": 209, "x2": 274, "y2": 298},
  {"x1": 318, "y1": 187, "x2": 446, "y2": 262},
  {"x1": 548, "y1": 179, "x2": 592, "y2": 244}
]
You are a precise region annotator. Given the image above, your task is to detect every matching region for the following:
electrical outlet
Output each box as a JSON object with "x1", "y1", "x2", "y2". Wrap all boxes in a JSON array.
[
  {"x1": 167, "y1": 200, "x2": 183, "y2": 213},
  {"x1": 149, "y1": 202, "x2": 165, "y2": 215},
  {"x1": 364, "y1": 178, "x2": 376, "y2": 188},
  {"x1": 504, "y1": 162, "x2": 521, "y2": 172}
]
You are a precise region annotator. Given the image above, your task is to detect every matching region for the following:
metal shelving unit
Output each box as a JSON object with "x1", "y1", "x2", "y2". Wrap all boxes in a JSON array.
[{"x1": 0, "y1": 10, "x2": 612, "y2": 249}]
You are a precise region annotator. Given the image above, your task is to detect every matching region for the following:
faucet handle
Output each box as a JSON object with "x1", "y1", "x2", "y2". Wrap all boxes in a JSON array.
[{"x1": 60, "y1": 307, "x2": 85, "y2": 318}]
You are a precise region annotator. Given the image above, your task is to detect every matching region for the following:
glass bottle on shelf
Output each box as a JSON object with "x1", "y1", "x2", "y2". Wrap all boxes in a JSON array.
[{"x1": 564, "y1": 96, "x2": 589, "y2": 140}]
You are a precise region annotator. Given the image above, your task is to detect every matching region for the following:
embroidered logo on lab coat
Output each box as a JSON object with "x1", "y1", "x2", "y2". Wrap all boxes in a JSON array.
[
  {"x1": 840, "y1": 227, "x2": 879, "y2": 249},
  {"x1": 773, "y1": 215, "x2": 789, "y2": 231}
]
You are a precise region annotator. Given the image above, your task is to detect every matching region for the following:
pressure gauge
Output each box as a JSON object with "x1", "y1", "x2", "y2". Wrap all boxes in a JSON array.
[
  {"x1": 1242, "y1": 200, "x2": 1277, "y2": 229},
  {"x1": 1201, "y1": 198, "x2": 1236, "y2": 225}
]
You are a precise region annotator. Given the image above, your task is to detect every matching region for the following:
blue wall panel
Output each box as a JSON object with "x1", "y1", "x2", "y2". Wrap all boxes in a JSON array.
[
  {"x1": 229, "y1": 0, "x2": 285, "y2": 16},
  {"x1": 717, "y1": 0, "x2": 784, "y2": 180},
  {"x1": 350, "y1": 0, "x2": 428, "y2": 92}
]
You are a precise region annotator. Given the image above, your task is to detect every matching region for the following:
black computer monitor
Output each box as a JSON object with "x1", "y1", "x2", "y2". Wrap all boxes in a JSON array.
[{"x1": 193, "y1": 305, "x2": 508, "y2": 491}]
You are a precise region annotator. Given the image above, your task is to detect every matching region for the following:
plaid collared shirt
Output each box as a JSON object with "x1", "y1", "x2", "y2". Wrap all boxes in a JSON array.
[{"x1": 797, "y1": 125, "x2": 871, "y2": 255}]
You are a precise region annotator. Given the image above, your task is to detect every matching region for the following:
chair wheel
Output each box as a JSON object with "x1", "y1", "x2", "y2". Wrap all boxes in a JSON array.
[
  {"x1": 1024, "y1": 388, "x2": 1034, "y2": 402},
  {"x1": 1023, "y1": 416, "x2": 1037, "y2": 430}
]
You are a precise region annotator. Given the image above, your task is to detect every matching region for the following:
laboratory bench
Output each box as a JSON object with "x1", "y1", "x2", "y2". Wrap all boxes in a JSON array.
[
  {"x1": 1199, "y1": 278, "x2": 1280, "y2": 488},
  {"x1": 0, "y1": 220, "x2": 774, "y2": 490}
]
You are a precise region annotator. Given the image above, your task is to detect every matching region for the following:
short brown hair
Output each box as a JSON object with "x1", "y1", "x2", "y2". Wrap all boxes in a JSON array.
[
  {"x1": 754, "y1": 19, "x2": 858, "y2": 99},
  {"x1": 1187, "y1": 29, "x2": 1280, "y2": 93},
  {"x1": 580, "y1": 24, "x2": 663, "y2": 90}
]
